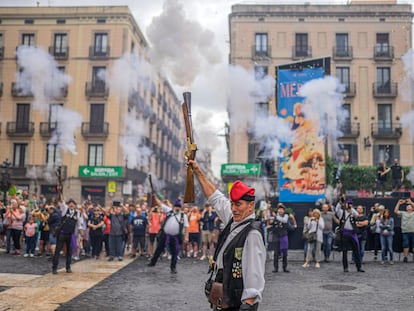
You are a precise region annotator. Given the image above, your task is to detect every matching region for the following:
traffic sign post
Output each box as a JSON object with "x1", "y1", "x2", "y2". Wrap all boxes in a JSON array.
[
  {"x1": 79, "y1": 166, "x2": 123, "y2": 178},
  {"x1": 220, "y1": 163, "x2": 262, "y2": 176}
]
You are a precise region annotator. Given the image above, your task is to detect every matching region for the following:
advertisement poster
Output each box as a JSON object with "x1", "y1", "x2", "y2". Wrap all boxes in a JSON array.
[{"x1": 277, "y1": 68, "x2": 326, "y2": 202}]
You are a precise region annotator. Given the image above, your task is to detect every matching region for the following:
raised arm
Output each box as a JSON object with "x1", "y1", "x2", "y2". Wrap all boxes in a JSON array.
[{"x1": 188, "y1": 159, "x2": 216, "y2": 198}]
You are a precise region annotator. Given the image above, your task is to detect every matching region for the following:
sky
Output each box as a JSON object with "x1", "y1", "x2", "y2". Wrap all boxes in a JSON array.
[{"x1": 2, "y1": 0, "x2": 414, "y2": 179}]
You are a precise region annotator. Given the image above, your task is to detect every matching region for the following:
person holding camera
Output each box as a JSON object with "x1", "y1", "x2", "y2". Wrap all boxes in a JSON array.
[
  {"x1": 147, "y1": 205, "x2": 165, "y2": 258},
  {"x1": 303, "y1": 208, "x2": 324, "y2": 269},
  {"x1": 379, "y1": 208, "x2": 394, "y2": 264},
  {"x1": 394, "y1": 198, "x2": 414, "y2": 262},
  {"x1": 188, "y1": 158, "x2": 265, "y2": 311},
  {"x1": 335, "y1": 198, "x2": 365, "y2": 273},
  {"x1": 104, "y1": 200, "x2": 130, "y2": 262}
]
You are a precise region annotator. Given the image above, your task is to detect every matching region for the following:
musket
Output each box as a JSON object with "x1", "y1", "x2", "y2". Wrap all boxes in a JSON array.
[
  {"x1": 182, "y1": 92, "x2": 197, "y2": 203},
  {"x1": 55, "y1": 166, "x2": 63, "y2": 202},
  {"x1": 148, "y1": 173, "x2": 158, "y2": 207}
]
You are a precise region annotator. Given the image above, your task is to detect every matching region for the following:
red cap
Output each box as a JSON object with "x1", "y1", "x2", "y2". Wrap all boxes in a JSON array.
[{"x1": 230, "y1": 180, "x2": 255, "y2": 202}]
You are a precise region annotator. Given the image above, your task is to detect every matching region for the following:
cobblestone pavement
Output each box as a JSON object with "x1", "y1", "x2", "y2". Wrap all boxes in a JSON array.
[
  {"x1": 1, "y1": 247, "x2": 413, "y2": 310},
  {"x1": 56, "y1": 250, "x2": 414, "y2": 311}
]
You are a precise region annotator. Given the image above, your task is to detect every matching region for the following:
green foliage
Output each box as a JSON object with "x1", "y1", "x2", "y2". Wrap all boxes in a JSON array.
[
  {"x1": 8, "y1": 185, "x2": 17, "y2": 196},
  {"x1": 326, "y1": 163, "x2": 413, "y2": 192}
]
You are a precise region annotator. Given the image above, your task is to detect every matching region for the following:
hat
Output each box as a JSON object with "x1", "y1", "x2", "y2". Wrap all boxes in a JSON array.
[
  {"x1": 174, "y1": 199, "x2": 182, "y2": 208},
  {"x1": 66, "y1": 198, "x2": 77, "y2": 205},
  {"x1": 230, "y1": 180, "x2": 255, "y2": 202},
  {"x1": 346, "y1": 199, "x2": 353, "y2": 204},
  {"x1": 277, "y1": 203, "x2": 286, "y2": 210}
]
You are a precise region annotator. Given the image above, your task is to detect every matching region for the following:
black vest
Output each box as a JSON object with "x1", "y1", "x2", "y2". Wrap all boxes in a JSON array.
[
  {"x1": 61, "y1": 210, "x2": 78, "y2": 233},
  {"x1": 214, "y1": 218, "x2": 264, "y2": 308},
  {"x1": 271, "y1": 216, "x2": 288, "y2": 237}
]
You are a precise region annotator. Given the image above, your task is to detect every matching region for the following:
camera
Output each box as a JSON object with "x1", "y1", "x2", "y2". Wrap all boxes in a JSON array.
[{"x1": 113, "y1": 200, "x2": 121, "y2": 207}]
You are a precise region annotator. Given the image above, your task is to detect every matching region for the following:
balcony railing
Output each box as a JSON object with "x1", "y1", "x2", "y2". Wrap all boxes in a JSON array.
[
  {"x1": 372, "y1": 82, "x2": 398, "y2": 97},
  {"x1": 89, "y1": 46, "x2": 110, "y2": 59},
  {"x1": 39, "y1": 122, "x2": 58, "y2": 137},
  {"x1": 374, "y1": 45, "x2": 394, "y2": 61},
  {"x1": 333, "y1": 46, "x2": 353, "y2": 60},
  {"x1": 48, "y1": 46, "x2": 69, "y2": 60},
  {"x1": 371, "y1": 122, "x2": 402, "y2": 139},
  {"x1": 81, "y1": 122, "x2": 109, "y2": 138},
  {"x1": 85, "y1": 82, "x2": 109, "y2": 98},
  {"x1": 292, "y1": 45, "x2": 312, "y2": 59},
  {"x1": 343, "y1": 82, "x2": 356, "y2": 97},
  {"x1": 11, "y1": 82, "x2": 33, "y2": 97},
  {"x1": 339, "y1": 122, "x2": 360, "y2": 138},
  {"x1": 6, "y1": 122, "x2": 35, "y2": 136},
  {"x1": 9, "y1": 165, "x2": 67, "y2": 179},
  {"x1": 252, "y1": 45, "x2": 272, "y2": 59}
]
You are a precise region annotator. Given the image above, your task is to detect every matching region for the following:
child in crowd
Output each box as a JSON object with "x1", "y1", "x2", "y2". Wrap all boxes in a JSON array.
[{"x1": 24, "y1": 216, "x2": 38, "y2": 257}]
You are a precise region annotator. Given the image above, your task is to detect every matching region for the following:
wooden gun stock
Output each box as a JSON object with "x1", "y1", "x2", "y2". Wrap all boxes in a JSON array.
[
  {"x1": 148, "y1": 174, "x2": 158, "y2": 207},
  {"x1": 55, "y1": 166, "x2": 63, "y2": 202},
  {"x1": 182, "y1": 92, "x2": 197, "y2": 203}
]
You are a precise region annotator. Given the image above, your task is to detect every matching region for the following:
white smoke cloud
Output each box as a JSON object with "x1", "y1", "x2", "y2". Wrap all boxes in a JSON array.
[
  {"x1": 146, "y1": 0, "x2": 221, "y2": 86},
  {"x1": 120, "y1": 110, "x2": 152, "y2": 170},
  {"x1": 299, "y1": 75, "x2": 347, "y2": 157},
  {"x1": 15, "y1": 46, "x2": 82, "y2": 154},
  {"x1": 109, "y1": 52, "x2": 155, "y2": 101},
  {"x1": 401, "y1": 49, "x2": 414, "y2": 104}
]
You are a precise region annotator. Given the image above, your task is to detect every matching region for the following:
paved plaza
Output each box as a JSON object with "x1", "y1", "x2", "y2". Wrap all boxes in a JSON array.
[{"x1": 0, "y1": 249, "x2": 413, "y2": 311}]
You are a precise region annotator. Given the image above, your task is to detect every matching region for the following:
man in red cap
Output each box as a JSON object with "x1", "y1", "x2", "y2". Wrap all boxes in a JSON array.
[{"x1": 188, "y1": 159, "x2": 265, "y2": 311}]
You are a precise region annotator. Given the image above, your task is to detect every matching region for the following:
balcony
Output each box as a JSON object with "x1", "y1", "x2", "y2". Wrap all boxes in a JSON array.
[
  {"x1": 11, "y1": 82, "x2": 33, "y2": 97},
  {"x1": 343, "y1": 82, "x2": 356, "y2": 97},
  {"x1": 6, "y1": 122, "x2": 35, "y2": 137},
  {"x1": 374, "y1": 45, "x2": 394, "y2": 61},
  {"x1": 371, "y1": 122, "x2": 402, "y2": 139},
  {"x1": 339, "y1": 122, "x2": 360, "y2": 138},
  {"x1": 89, "y1": 46, "x2": 110, "y2": 59},
  {"x1": 252, "y1": 45, "x2": 272, "y2": 59},
  {"x1": 9, "y1": 165, "x2": 67, "y2": 179},
  {"x1": 292, "y1": 45, "x2": 312, "y2": 59},
  {"x1": 48, "y1": 46, "x2": 69, "y2": 60},
  {"x1": 333, "y1": 46, "x2": 353, "y2": 61},
  {"x1": 372, "y1": 82, "x2": 398, "y2": 98},
  {"x1": 85, "y1": 82, "x2": 109, "y2": 98},
  {"x1": 40, "y1": 122, "x2": 58, "y2": 137},
  {"x1": 81, "y1": 122, "x2": 109, "y2": 138},
  {"x1": 0, "y1": 47, "x2": 4, "y2": 59}
]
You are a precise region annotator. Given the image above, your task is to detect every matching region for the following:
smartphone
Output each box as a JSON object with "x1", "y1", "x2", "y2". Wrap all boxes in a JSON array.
[{"x1": 113, "y1": 200, "x2": 121, "y2": 207}]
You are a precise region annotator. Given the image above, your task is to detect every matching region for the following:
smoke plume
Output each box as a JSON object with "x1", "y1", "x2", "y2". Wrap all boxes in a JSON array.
[{"x1": 146, "y1": 0, "x2": 221, "y2": 86}]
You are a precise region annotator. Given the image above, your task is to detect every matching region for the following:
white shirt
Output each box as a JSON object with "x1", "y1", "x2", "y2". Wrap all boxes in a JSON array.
[{"x1": 160, "y1": 204, "x2": 188, "y2": 235}]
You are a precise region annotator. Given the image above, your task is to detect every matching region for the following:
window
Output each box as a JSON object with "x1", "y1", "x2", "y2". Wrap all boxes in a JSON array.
[
  {"x1": 46, "y1": 144, "x2": 62, "y2": 165},
  {"x1": 0, "y1": 33, "x2": 3, "y2": 58},
  {"x1": 90, "y1": 104, "x2": 105, "y2": 133},
  {"x1": 378, "y1": 104, "x2": 392, "y2": 134},
  {"x1": 341, "y1": 104, "x2": 351, "y2": 134},
  {"x1": 21, "y1": 33, "x2": 35, "y2": 46},
  {"x1": 336, "y1": 67, "x2": 350, "y2": 91},
  {"x1": 376, "y1": 33, "x2": 390, "y2": 56},
  {"x1": 338, "y1": 144, "x2": 358, "y2": 165},
  {"x1": 92, "y1": 66, "x2": 106, "y2": 90},
  {"x1": 373, "y1": 144, "x2": 399, "y2": 166},
  {"x1": 16, "y1": 103, "x2": 30, "y2": 132},
  {"x1": 376, "y1": 67, "x2": 391, "y2": 93},
  {"x1": 255, "y1": 33, "x2": 268, "y2": 56},
  {"x1": 13, "y1": 144, "x2": 28, "y2": 167},
  {"x1": 94, "y1": 33, "x2": 108, "y2": 55},
  {"x1": 53, "y1": 33, "x2": 68, "y2": 55},
  {"x1": 254, "y1": 66, "x2": 268, "y2": 80},
  {"x1": 88, "y1": 144, "x2": 103, "y2": 166},
  {"x1": 48, "y1": 103, "x2": 63, "y2": 129},
  {"x1": 335, "y1": 33, "x2": 349, "y2": 56},
  {"x1": 295, "y1": 33, "x2": 308, "y2": 57}
]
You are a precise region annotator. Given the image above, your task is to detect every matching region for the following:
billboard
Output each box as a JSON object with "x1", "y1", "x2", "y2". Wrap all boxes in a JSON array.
[{"x1": 277, "y1": 67, "x2": 326, "y2": 202}]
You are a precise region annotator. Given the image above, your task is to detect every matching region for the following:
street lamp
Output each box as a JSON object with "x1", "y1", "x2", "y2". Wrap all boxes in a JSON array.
[{"x1": 1, "y1": 159, "x2": 11, "y2": 204}]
